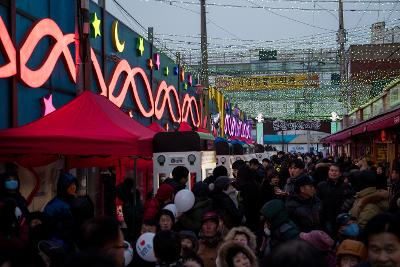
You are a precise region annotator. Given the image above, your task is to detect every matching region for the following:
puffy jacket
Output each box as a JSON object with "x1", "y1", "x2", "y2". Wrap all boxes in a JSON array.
[
  {"x1": 177, "y1": 196, "x2": 213, "y2": 233},
  {"x1": 349, "y1": 187, "x2": 389, "y2": 228},
  {"x1": 317, "y1": 179, "x2": 348, "y2": 234},
  {"x1": 212, "y1": 192, "x2": 243, "y2": 229},
  {"x1": 223, "y1": 226, "x2": 257, "y2": 252},
  {"x1": 286, "y1": 194, "x2": 321, "y2": 232},
  {"x1": 238, "y1": 181, "x2": 262, "y2": 231},
  {"x1": 285, "y1": 172, "x2": 306, "y2": 196},
  {"x1": 260, "y1": 199, "x2": 300, "y2": 249},
  {"x1": 43, "y1": 175, "x2": 77, "y2": 243},
  {"x1": 198, "y1": 238, "x2": 223, "y2": 267}
]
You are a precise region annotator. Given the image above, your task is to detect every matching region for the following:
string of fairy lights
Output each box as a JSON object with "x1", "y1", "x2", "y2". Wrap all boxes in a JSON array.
[
  {"x1": 154, "y1": 25, "x2": 400, "y2": 66},
  {"x1": 112, "y1": 0, "x2": 400, "y2": 120}
]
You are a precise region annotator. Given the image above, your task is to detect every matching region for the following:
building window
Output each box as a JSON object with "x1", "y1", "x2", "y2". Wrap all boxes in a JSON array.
[
  {"x1": 372, "y1": 99, "x2": 383, "y2": 116},
  {"x1": 363, "y1": 106, "x2": 372, "y2": 120},
  {"x1": 390, "y1": 85, "x2": 400, "y2": 107}
]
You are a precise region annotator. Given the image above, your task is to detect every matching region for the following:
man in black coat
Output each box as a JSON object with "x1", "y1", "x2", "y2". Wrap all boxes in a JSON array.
[
  {"x1": 286, "y1": 175, "x2": 321, "y2": 233},
  {"x1": 211, "y1": 176, "x2": 243, "y2": 229},
  {"x1": 163, "y1": 166, "x2": 189, "y2": 193}
]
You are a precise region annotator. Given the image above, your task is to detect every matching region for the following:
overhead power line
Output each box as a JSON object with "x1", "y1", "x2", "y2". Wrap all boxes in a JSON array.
[{"x1": 144, "y1": 0, "x2": 400, "y2": 12}]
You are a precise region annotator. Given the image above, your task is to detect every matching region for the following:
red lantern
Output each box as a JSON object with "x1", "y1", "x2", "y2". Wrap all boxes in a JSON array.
[{"x1": 381, "y1": 130, "x2": 387, "y2": 142}]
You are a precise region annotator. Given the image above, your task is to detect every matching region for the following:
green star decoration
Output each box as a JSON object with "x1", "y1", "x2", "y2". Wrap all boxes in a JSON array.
[
  {"x1": 164, "y1": 66, "x2": 169, "y2": 76},
  {"x1": 137, "y1": 37, "x2": 144, "y2": 56},
  {"x1": 90, "y1": 12, "x2": 101, "y2": 38},
  {"x1": 184, "y1": 82, "x2": 188, "y2": 90}
]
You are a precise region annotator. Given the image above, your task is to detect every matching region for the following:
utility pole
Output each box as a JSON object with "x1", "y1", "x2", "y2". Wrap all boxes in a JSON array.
[
  {"x1": 148, "y1": 27, "x2": 154, "y2": 123},
  {"x1": 338, "y1": 0, "x2": 347, "y2": 109},
  {"x1": 200, "y1": 0, "x2": 210, "y2": 129},
  {"x1": 76, "y1": 0, "x2": 91, "y2": 96}
]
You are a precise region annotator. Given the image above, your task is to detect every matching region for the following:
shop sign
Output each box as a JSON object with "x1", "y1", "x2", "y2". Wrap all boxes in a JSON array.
[
  {"x1": 224, "y1": 114, "x2": 251, "y2": 139},
  {"x1": 272, "y1": 119, "x2": 322, "y2": 131},
  {"x1": 169, "y1": 157, "x2": 184, "y2": 165},
  {"x1": 216, "y1": 74, "x2": 319, "y2": 91},
  {"x1": 0, "y1": 17, "x2": 200, "y2": 127}
]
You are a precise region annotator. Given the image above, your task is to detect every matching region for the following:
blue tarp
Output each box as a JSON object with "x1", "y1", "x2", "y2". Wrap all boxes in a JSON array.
[{"x1": 215, "y1": 137, "x2": 228, "y2": 143}]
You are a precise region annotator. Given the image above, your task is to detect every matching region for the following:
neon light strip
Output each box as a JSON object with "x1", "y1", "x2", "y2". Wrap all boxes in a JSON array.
[
  {"x1": 0, "y1": 16, "x2": 17, "y2": 78},
  {"x1": 0, "y1": 17, "x2": 200, "y2": 127}
]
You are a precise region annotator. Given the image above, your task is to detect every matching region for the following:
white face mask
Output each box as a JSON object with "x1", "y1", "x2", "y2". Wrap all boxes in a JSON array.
[{"x1": 264, "y1": 225, "x2": 271, "y2": 236}]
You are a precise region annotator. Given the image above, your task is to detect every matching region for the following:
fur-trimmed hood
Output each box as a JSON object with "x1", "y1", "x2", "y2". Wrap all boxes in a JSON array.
[
  {"x1": 223, "y1": 226, "x2": 257, "y2": 252},
  {"x1": 216, "y1": 241, "x2": 259, "y2": 267}
]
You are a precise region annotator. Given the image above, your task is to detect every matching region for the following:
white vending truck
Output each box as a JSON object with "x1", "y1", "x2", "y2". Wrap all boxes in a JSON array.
[
  {"x1": 153, "y1": 131, "x2": 216, "y2": 192},
  {"x1": 215, "y1": 137, "x2": 234, "y2": 177}
]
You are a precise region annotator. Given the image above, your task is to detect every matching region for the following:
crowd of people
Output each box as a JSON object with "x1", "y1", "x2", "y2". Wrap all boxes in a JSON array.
[{"x1": 1, "y1": 152, "x2": 400, "y2": 267}]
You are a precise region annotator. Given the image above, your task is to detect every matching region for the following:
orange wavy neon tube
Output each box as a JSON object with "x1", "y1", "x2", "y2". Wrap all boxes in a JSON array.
[{"x1": 19, "y1": 18, "x2": 76, "y2": 88}]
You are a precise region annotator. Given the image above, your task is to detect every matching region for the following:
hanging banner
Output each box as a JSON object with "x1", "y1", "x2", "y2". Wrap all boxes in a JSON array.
[{"x1": 216, "y1": 74, "x2": 319, "y2": 91}]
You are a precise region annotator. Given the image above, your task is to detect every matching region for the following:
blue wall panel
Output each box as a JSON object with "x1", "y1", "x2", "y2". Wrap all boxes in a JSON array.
[
  {"x1": 16, "y1": 0, "x2": 49, "y2": 20},
  {"x1": 0, "y1": 6, "x2": 10, "y2": 129}
]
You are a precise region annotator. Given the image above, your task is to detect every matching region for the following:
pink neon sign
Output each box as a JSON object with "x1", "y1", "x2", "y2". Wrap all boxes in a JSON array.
[
  {"x1": 224, "y1": 114, "x2": 252, "y2": 139},
  {"x1": 0, "y1": 17, "x2": 200, "y2": 127}
]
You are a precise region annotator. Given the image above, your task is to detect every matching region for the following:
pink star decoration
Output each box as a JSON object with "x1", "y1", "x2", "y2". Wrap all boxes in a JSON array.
[
  {"x1": 154, "y1": 53, "x2": 160, "y2": 70},
  {"x1": 42, "y1": 94, "x2": 56, "y2": 116},
  {"x1": 188, "y1": 74, "x2": 192, "y2": 86}
]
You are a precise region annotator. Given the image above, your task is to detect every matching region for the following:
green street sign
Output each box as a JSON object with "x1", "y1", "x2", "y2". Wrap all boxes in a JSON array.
[{"x1": 259, "y1": 50, "x2": 277, "y2": 61}]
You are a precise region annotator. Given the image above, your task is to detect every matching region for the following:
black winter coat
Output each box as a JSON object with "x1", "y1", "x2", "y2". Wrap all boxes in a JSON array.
[
  {"x1": 212, "y1": 192, "x2": 243, "y2": 229},
  {"x1": 238, "y1": 182, "x2": 261, "y2": 231},
  {"x1": 316, "y1": 179, "x2": 346, "y2": 230},
  {"x1": 286, "y1": 194, "x2": 321, "y2": 232}
]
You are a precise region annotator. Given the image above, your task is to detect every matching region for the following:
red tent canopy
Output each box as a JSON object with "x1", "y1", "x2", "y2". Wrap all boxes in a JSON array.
[
  {"x1": 197, "y1": 127, "x2": 210, "y2": 134},
  {"x1": 147, "y1": 122, "x2": 166, "y2": 133},
  {"x1": 178, "y1": 121, "x2": 193, "y2": 132},
  {"x1": 0, "y1": 91, "x2": 156, "y2": 157}
]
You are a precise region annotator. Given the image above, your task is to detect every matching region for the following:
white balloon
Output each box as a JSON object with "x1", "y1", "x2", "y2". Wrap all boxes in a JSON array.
[
  {"x1": 174, "y1": 189, "x2": 195, "y2": 212},
  {"x1": 124, "y1": 241, "x2": 133, "y2": 266},
  {"x1": 163, "y1": 204, "x2": 178, "y2": 219},
  {"x1": 136, "y1": 232, "x2": 156, "y2": 262}
]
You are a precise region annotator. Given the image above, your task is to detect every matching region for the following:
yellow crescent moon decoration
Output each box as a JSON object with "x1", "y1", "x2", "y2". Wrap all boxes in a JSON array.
[{"x1": 112, "y1": 20, "x2": 125, "y2": 52}]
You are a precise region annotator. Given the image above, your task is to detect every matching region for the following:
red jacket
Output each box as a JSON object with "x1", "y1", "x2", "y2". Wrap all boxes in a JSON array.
[{"x1": 143, "y1": 198, "x2": 160, "y2": 221}]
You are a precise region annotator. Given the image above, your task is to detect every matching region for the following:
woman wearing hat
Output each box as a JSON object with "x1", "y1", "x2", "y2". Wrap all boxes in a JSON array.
[
  {"x1": 223, "y1": 226, "x2": 257, "y2": 253},
  {"x1": 336, "y1": 239, "x2": 367, "y2": 267},
  {"x1": 299, "y1": 230, "x2": 336, "y2": 267},
  {"x1": 216, "y1": 241, "x2": 259, "y2": 267}
]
